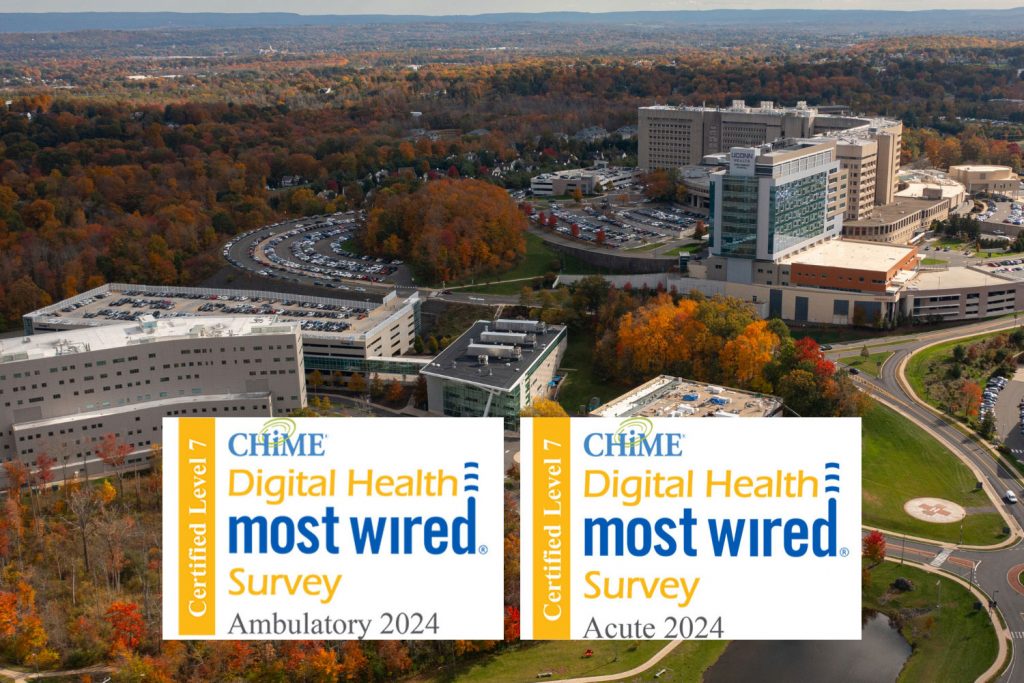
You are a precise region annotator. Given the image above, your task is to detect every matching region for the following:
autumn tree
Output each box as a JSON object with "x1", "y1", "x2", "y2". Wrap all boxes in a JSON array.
[
  {"x1": 308, "y1": 369, "x2": 324, "y2": 396},
  {"x1": 413, "y1": 375, "x2": 429, "y2": 409},
  {"x1": 361, "y1": 179, "x2": 527, "y2": 284},
  {"x1": 863, "y1": 530, "x2": 887, "y2": 567},
  {"x1": 348, "y1": 372, "x2": 367, "y2": 394},
  {"x1": 106, "y1": 601, "x2": 146, "y2": 653},
  {"x1": 385, "y1": 381, "x2": 407, "y2": 405},
  {"x1": 520, "y1": 397, "x2": 569, "y2": 417},
  {"x1": 719, "y1": 320, "x2": 779, "y2": 393},
  {"x1": 376, "y1": 641, "x2": 413, "y2": 678},
  {"x1": 960, "y1": 380, "x2": 982, "y2": 418},
  {"x1": 66, "y1": 483, "x2": 101, "y2": 572},
  {"x1": 642, "y1": 168, "x2": 685, "y2": 203},
  {"x1": 96, "y1": 433, "x2": 130, "y2": 498}
]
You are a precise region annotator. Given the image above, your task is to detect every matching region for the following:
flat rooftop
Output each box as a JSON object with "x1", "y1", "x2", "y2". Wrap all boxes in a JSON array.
[
  {"x1": 12, "y1": 391, "x2": 273, "y2": 430},
  {"x1": 592, "y1": 375, "x2": 782, "y2": 418},
  {"x1": 845, "y1": 197, "x2": 946, "y2": 227},
  {"x1": 910, "y1": 267, "x2": 1017, "y2": 291},
  {"x1": 950, "y1": 164, "x2": 1014, "y2": 173},
  {"x1": 421, "y1": 320, "x2": 566, "y2": 392},
  {"x1": 780, "y1": 239, "x2": 916, "y2": 272},
  {"x1": 24, "y1": 283, "x2": 418, "y2": 343},
  {"x1": 0, "y1": 317, "x2": 298, "y2": 365}
]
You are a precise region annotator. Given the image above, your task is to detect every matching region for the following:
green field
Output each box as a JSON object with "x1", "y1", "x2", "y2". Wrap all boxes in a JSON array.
[
  {"x1": 862, "y1": 402, "x2": 1007, "y2": 545},
  {"x1": 665, "y1": 242, "x2": 706, "y2": 256},
  {"x1": 865, "y1": 561, "x2": 998, "y2": 683},
  {"x1": 786, "y1": 325, "x2": 895, "y2": 345},
  {"x1": 453, "y1": 232, "x2": 561, "y2": 288},
  {"x1": 977, "y1": 250, "x2": 1024, "y2": 259},
  {"x1": 921, "y1": 257, "x2": 949, "y2": 265},
  {"x1": 838, "y1": 351, "x2": 893, "y2": 377},
  {"x1": 436, "y1": 641, "x2": 662, "y2": 682},
  {"x1": 457, "y1": 232, "x2": 605, "y2": 292},
  {"x1": 423, "y1": 639, "x2": 726, "y2": 683},
  {"x1": 625, "y1": 241, "x2": 667, "y2": 252}
]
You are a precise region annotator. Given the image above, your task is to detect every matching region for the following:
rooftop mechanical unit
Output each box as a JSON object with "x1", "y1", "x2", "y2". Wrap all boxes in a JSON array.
[
  {"x1": 480, "y1": 330, "x2": 533, "y2": 346},
  {"x1": 467, "y1": 342, "x2": 522, "y2": 360},
  {"x1": 494, "y1": 319, "x2": 546, "y2": 334}
]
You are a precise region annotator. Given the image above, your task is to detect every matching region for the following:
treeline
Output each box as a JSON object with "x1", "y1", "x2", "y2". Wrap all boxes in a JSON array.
[
  {"x1": 0, "y1": 94, "x2": 631, "y2": 329},
  {"x1": 5, "y1": 42, "x2": 1024, "y2": 328},
  {"x1": 524, "y1": 276, "x2": 866, "y2": 418}
]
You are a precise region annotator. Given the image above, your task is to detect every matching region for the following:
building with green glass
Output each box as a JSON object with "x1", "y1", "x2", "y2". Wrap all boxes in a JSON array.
[
  {"x1": 420, "y1": 319, "x2": 567, "y2": 430},
  {"x1": 708, "y1": 139, "x2": 844, "y2": 283}
]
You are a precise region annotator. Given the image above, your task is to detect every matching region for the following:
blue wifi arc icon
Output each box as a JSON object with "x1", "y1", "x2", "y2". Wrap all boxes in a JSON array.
[
  {"x1": 824, "y1": 462, "x2": 841, "y2": 495},
  {"x1": 463, "y1": 462, "x2": 479, "y2": 494}
]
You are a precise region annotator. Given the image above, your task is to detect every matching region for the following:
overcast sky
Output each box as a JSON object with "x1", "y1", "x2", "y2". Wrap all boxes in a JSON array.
[{"x1": 3, "y1": 0, "x2": 1023, "y2": 13}]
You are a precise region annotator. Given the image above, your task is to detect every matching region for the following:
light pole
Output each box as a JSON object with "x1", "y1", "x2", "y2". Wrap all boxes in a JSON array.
[
  {"x1": 959, "y1": 519, "x2": 964, "y2": 546},
  {"x1": 936, "y1": 579, "x2": 942, "y2": 610},
  {"x1": 901, "y1": 534, "x2": 906, "y2": 565}
]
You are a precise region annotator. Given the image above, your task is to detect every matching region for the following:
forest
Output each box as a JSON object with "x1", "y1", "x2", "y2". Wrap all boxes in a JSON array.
[
  {"x1": 2, "y1": 40, "x2": 1024, "y2": 329},
  {"x1": 3, "y1": 38, "x2": 1024, "y2": 329}
]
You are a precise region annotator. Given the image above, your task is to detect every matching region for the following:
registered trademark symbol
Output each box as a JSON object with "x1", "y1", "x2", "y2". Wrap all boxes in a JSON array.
[
  {"x1": 840, "y1": 547, "x2": 850, "y2": 557},
  {"x1": 478, "y1": 545, "x2": 488, "y2": 554}
]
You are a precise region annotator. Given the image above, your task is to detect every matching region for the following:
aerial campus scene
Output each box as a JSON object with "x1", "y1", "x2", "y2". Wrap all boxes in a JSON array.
[{"x1": 9, "y1": 2, "x2": 1024, "y2": 682}]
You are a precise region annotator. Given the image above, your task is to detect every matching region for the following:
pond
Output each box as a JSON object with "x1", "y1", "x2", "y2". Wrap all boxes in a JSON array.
[{"x1": 704, "y1": 612, "x2": 911, "y2": 683}]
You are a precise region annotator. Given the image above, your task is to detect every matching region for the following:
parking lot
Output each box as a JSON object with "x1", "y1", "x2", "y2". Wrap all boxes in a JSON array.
[
  {"x1": 978, "y1": 196, "x2": 1024, "y2": 238},
  {"x1": 919, "y1": 234, "x2": 1024, "y2": 281},
  {"x1": 993, "y1": 376, "x2": 1024, "y2": 460},
  {"x1": 222, "y1": 212, "x2": 411, "y2": 296},
  {"x1": 48, "y1": 287, "x2": 379, "y2": 334},
  {"x1": 529, "y1": 201, "x2": 704, "y2": 250}
]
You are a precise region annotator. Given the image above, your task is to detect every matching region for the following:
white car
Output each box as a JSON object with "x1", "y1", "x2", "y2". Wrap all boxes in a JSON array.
[{"x1": 1007, "y1": 490, "x2": 1018, "y2": 504}]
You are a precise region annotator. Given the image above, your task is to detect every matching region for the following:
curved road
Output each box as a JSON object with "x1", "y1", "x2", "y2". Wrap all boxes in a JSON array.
[{"x1": 827, "y1": 316, "x2": 1024, "y2": 682}]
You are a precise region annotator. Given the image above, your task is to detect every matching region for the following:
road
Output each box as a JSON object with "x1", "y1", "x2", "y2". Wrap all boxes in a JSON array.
[{"x1": 827, "y1": 315, "x2": 1024, "y2": 681}]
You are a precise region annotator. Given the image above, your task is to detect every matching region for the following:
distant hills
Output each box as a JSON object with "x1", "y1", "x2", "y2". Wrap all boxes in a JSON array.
[{"x1": 3, "y1": 8, "x2": 1024, "y2": 34}]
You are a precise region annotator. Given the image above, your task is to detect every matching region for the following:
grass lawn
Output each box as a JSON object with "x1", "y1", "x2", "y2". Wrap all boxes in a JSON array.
[
  {"x1": 862, "y1": 402, "x2": 1008, "y2": 545},
  {"x1": 865, "y1": 561, "x2": 998, "y2": 683},
  {"x1": 555, "y1": 328, "x2": 628, "y2": 415},
  {"x1": 838, "y1": 351, "x2": 893, "y2": 377},
  {"x1": 623, "y1": 641, "x2": 729, "y2": 682},
  {"x1": 865, "y1": 339, "x2": 920, "y2": 350},
  {"x1": 921, "y1": 258, "x2": 949, "y2": 265},
  {"x1": 787, "y1": 325, "x2": 889, "y2": 345},
  {"x1": 432, "y1": 640, "x2": 664, "y2": 682},
  {"x1": 423, "y1": 640, "x2": 727, "y2": 683},
  {"x1": 625, "y1": 241, "x2": 667, "y2": 252},
  {"x1": 453, "y1": 233, "x2": 561, "y2": 288},
  {"x1": 664, "y1": 242, "x2": 706, "y2": 256},
  {"x1": 457, "y1": 233, "x2": 605, "y2": 291},
  {"x1": 977, "y1": 250, "x2": 1024, "y2": 259}
]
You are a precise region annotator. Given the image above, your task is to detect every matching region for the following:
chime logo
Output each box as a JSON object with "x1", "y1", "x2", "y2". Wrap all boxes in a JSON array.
[
  {"x1": 163, "y1": 416, "x2": 504, "y2": 640},
  {"x1": 520, "y1": 417, "x2": 861, "y2": 641}
]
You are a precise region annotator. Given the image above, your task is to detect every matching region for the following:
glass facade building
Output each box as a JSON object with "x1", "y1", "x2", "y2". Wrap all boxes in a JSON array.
[
  {"x1": 767, "y1": 172, "x2": 828, "y2": 257},
  {"x1": 718, "y1": 176, "x2": 761, "y2": 258},
  {"x1": 710, "y1": 141, "x2": 838, "y2": 263}
]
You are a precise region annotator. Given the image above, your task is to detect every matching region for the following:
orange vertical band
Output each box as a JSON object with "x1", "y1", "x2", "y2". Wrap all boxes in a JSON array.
[
  {"x1": 532, "y1": 418, "x2": 571, "y2": 639},
  {"x1": 178, "y1": 418, "x2": 216, "y2": 636}
]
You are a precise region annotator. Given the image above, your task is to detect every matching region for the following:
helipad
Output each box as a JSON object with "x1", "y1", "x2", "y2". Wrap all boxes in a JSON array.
[{"x1": 903, "y1": 497, "x2": 966, "y2": 523}]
